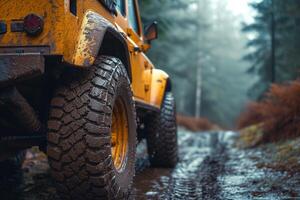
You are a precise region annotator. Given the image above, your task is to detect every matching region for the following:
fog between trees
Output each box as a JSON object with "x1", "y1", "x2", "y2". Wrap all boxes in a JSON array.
[{"x1": 140, "y1": 0, "x2": 254, "y2": 127}]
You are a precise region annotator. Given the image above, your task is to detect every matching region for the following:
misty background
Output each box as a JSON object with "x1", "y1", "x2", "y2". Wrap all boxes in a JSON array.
[{"x1": 139, "y1": 0, "x2": 300, "y2": 128}]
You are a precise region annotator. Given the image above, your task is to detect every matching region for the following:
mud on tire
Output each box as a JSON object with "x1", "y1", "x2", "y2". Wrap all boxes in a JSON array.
[
  {"x1": 47, "y1": 56, "x2": 137, "y2": 200},
  {"x1": 146, "y1": 92, "x2": 178, "y2": 168}
]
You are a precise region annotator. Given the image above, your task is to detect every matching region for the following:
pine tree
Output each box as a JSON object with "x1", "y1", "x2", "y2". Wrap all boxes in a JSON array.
[{"x1": 243, "y1": 0, "x2": 300, "y2": 99}]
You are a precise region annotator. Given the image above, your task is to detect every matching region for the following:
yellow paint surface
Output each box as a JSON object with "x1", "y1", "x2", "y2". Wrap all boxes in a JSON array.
[{"x1": 0, "y1": 0, "x2": 169, "y2": 108}]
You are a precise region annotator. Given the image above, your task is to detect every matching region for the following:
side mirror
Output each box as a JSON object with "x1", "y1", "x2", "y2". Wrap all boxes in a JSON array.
[{"x1": 144, "y1": 21, "x2": 158, "y2": 43}]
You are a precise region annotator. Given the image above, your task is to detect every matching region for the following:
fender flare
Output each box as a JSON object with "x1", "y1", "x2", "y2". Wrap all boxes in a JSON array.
[
  {"x1": 72, "y1": 11, "x2": 131, "y2": 80},
  {"x1": 150, "y1": 69, "x2": 171, "y2": 108}
]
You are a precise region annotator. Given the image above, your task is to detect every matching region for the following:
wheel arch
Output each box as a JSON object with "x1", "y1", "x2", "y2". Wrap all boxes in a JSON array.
[
  {"x1": 98, "y1": 28, "x2": 132, "y2": 82},
  {"x1": 71, "y1": 11, "x2": 132, "y2": 81},
  {"x1": 165, "y1": 77, "x2": 172, "y2": 93}
]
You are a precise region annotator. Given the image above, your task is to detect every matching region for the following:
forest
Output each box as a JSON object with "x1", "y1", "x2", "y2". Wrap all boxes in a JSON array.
[{"x1": 139, "y1": 0, "x2": 300, "y2": 128}]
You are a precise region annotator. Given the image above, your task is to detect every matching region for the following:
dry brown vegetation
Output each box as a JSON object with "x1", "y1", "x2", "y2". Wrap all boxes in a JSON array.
[
  {"x1": 176, "y1": 115, "x2": 219, "y2": 132},
  {"x1": 237, "y1": 80, "x2": 300, "y2": 142},
  {"x1": 256, "y1": 138, "x2": 300, "y2": 175},
  {"x1": 237, "y1": 102, "x2": 264, "y2": 129}
]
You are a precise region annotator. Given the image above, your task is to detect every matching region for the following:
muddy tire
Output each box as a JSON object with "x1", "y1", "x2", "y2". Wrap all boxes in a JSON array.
[
  {"x1": 47, "y1": 56, "x2": 137, "y2": 200},
  {"x1": 146, "y1": 92, "x2": 178, "y2": 168}
]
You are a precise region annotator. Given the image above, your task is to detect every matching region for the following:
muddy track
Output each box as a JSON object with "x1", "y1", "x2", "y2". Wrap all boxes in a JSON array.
[
  {"x1": 198, "y1": 133, "x2": 228, "y2": 200},
  {"x1": 131, "y1": 131, "x2": 300, "y2": 200},
  {"x1": 130, "y1": 132, "x2": 230, "y2": 200},
  {"x1": 2, "y1": 130, "x2": 300, "y2": 199},
  {"x1": 161, "y1": 133, "x2": 227, "y2": 200}
]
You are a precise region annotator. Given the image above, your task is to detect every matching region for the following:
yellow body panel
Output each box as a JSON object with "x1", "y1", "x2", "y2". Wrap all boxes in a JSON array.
[
  {"x1": 149, "y1": 69, "x2": 169, "y2": 107},
  {"x1": 0, "y1": 0, "x2": 169, "y2": 108}
]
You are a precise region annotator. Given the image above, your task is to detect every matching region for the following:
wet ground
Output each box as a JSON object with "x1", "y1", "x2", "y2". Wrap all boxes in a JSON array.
[
  {"x1": 2, "y1": 129, "x2": 300, "y2": 199},
  {"x1": 131, "y1": 130, "x2": 300, "y2": 200}
]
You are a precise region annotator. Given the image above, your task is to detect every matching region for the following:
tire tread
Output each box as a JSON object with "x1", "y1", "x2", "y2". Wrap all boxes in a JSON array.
[{"x1": 48, "y1": 56, "x2": 136, "y2": 200}]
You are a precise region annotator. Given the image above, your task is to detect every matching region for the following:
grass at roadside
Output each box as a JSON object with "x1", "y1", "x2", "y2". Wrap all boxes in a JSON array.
[{"x1": 237, "y1": 125, "x2": 300, "y2": 175}]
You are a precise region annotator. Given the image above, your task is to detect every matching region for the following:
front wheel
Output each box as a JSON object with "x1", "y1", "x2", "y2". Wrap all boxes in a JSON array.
[
  {"x1": 47, "y1": 56, "x2": 137, "y2": 200},
  {"x1": 145, "y1": 92, "x2": 178, "y2": 168}
]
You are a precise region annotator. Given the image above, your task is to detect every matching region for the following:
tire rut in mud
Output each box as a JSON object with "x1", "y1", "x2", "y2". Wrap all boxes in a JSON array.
[
  {"x1": 158, "y1": 132, "x2": 228, "y2": 200},
  {"x1": 198, "y1": 133, "x2": 228, "y2": 200}
]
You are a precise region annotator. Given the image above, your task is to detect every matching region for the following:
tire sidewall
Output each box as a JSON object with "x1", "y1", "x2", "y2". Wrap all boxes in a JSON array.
[{"x1": 111, "y1": 76, "x2": 136, "y2": 191}]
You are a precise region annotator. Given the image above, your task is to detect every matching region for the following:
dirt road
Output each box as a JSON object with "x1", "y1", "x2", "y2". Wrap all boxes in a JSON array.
[{"x1": 2, "y1": 129, "x2": 300, "y2": 199}]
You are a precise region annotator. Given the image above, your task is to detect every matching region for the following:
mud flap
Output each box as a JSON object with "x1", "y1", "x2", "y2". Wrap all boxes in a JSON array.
[{"x1": 0, "y1": 55, "x2": 44, "y2": 88}]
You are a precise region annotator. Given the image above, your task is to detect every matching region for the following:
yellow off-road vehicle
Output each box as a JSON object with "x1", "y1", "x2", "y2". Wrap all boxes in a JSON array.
[{"x1": 0, "y1": 0, "x2": 178, "y2": 199}]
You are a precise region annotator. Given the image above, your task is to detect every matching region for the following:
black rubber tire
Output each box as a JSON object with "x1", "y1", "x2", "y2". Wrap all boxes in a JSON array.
[
  {"x1": 47, "y1": 56, "x2": 137, "y2": 200},
  {"x1": 145, "y1": 92, "x2": 178, "y2": 168}
]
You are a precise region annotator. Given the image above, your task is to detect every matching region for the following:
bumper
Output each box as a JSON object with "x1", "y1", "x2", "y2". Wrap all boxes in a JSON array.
[{"x1": 0, "y1": 55, "x2": 45, "y2": 88}]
